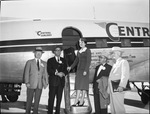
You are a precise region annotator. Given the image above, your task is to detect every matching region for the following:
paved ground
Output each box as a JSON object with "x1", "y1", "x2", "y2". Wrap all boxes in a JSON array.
[{"x1": 0, "y1": 82, "x2": 149, "y2": 114}]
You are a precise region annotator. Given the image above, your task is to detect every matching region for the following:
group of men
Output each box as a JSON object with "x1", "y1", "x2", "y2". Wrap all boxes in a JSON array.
[
  {"x1": 93, "y1": 46, "x2": 130, "y2": 114},
  {"x1": 23, "y1": 46, "x2": 130, "y2": 114},
  {"x1": 24, "y1": 46, "x2": 67, "y2": 114}
]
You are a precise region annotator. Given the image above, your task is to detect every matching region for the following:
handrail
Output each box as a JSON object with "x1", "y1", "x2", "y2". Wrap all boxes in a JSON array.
[{"x1": 64, "y1": 73, "x2": 92, "y2": 114}]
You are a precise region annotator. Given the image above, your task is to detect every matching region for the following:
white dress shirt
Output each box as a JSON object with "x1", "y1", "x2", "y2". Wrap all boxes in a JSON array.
[{"x1": 97, "y1": 63, "x2": 106, "y2": 76}]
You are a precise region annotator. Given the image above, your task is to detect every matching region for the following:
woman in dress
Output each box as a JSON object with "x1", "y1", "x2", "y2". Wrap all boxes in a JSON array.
[{"x1": 67, "y1": 38, "x2": 91, "y2": 106}]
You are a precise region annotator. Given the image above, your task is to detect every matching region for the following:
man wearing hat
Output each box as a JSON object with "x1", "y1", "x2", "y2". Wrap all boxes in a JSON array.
[
  {"x1": 108, "y1": 46, "x2": 130, "y2": 114},
  {"x1": 93, "y1": 53, "x2": 112, "y2": 114},
  {"x1": 24, "y1": 47, "x2": 48, "y2": 114},
  {"x1": 47, "y1": 46, "x2": 67, "y2": 114}
]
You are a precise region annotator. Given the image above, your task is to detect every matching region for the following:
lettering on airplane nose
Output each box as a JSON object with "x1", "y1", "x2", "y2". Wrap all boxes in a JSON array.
[
  {"x1": 36, "y1": 31, "x2": 52, "y2": 37},
  {"x1": 106, "y1": 23, "x2": 120, "y2": 41},
  {"x1": 96, "y1": 22, "x2": 150, "y2": 42},
  {"x1": 106, "y1": 23, "x2": 150, "y2": 41}
]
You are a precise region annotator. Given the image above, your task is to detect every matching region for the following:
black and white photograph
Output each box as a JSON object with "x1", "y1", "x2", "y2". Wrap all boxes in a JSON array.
[{"x1": 0, "y1": 0, "x2": 149, "y2": 114}]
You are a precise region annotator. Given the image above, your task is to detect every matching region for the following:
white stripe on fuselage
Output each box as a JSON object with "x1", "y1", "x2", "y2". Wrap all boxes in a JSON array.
[{"x1": 0, "y1": 43, "x2": 63, "y2": 48}]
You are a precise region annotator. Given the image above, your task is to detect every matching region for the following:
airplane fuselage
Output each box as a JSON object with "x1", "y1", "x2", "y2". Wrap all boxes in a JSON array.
[{"x1": 0, "y1": 20, "x2": 149, "y2": 83}]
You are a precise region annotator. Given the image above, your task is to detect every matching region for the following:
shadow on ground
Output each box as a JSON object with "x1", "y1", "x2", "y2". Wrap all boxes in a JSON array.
[
  {"x1": 0, "y1": 101, "x2": 65, "y2": 114},
  {"x1": 0, "y1": 98, "x2": 148, "y2": 114}
]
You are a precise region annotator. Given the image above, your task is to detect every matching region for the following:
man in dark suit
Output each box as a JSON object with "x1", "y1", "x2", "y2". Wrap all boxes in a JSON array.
[
  {"x1": 47, "y1": 46, "x2": 68, "y2": 114},
  {"x1": 93, "y1": 54, "x2": 112, "y2": 114},
  {"x1": 24, "y1": 47, "x2": 48, "y2": 114}
]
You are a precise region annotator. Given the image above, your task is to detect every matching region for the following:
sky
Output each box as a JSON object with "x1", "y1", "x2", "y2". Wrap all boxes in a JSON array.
[{"x1": 0, "y1": 0, "x2": 149, "y2": 23}]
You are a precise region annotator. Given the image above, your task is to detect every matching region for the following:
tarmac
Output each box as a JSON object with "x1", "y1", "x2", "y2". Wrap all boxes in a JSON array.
[{"x1": 0, "y1": 82, "x2": 149, "y2": 114}]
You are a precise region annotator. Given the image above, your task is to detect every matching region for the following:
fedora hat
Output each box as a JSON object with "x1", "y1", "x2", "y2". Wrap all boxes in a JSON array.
[
  {"x1": 110, "y1": 46, "x2": 124, "y2": 53},
  {"x1": 34, "y1": 47, "x2": 44, "y2": 53}
]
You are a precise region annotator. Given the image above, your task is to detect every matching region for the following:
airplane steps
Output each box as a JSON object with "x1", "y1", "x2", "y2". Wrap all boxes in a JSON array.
[{"x1": 69, "y1": 105, "x2": 92, "y2": 114}]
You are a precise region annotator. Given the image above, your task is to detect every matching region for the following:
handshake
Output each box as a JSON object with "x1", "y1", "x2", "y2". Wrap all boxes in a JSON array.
[
  {"x1": 55, "y1": 69, "x2": 65, "y2": 78},
  {"x1": 67, "y1": 67, "x2": 71, "y2": 72}
]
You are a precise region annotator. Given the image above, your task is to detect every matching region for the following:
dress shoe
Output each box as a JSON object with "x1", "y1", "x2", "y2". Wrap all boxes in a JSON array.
[
  {"x1": 78, "y1": 101, "x2": 85, "y2": 106},
  {"x1": 72, "y1": 101, "x2": 80, "y2": 106}
]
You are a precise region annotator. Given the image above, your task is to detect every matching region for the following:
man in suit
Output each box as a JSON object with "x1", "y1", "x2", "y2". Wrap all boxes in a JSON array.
[
  {"x1": 24, "y1": 47, "x2": 48, "y2": 114},
  {"x1": 47, "y1": 46, "x2": 67, "y2": 114},
  {"x1": 108, "y1": 46, "x2": 130, "y2": 114},
  {"x1": 93, "y1": 54, "x2": 112, "y2": 114}
]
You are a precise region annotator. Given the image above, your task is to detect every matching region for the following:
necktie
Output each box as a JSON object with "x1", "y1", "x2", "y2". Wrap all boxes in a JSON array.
[
  {"x1": 57, "y1": 57, "x2": 60, "y2": 62},
  {"x1": 97, "y1": 65, "x2": 103, "y2": 76},
  {"x1": 37, "y1": 59, "x2": 40, "y2": 71}
]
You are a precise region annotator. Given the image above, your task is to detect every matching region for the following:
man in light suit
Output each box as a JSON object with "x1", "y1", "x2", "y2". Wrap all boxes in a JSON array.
[
  {"x1": 24, "y1": 47, "x2": 48, "y2": 114},
  {"x1": 93, "y1": 54, "x2": 112, "y2": 114},
  {"x1": 108, "y1": 46, "x2": 130, "y2": 114},
  {"x1": 47, "y1": 46, "x2": 67, "y2": 114}
]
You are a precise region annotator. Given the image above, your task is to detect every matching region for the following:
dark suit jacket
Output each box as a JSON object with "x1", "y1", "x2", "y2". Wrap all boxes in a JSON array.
[
  {"x1": 93, "y1": 63, "x2": 112, "y2": 94},
  {"x1": 47, "y1": 57, "x2": 68, "y2": 87}
]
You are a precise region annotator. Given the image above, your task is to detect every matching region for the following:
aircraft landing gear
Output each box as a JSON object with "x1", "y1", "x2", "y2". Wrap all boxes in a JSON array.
[
  {"x1": 0, "y1": 83, "x2": 21, "y2": 102},
  {"x1": 132, "y1": 82, "x2": 150, "y2": 105},
  {"x1": 140, "y1": 89, "x2": 150, "y2": 105},
  {"x1": 6, "y1": 95, "x2": 19, "y2": 102}
]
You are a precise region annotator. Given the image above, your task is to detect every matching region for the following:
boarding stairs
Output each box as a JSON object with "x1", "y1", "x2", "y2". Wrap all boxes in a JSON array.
[{"x1": 64, "y1": 73, "x2": 92, "y2": 114}]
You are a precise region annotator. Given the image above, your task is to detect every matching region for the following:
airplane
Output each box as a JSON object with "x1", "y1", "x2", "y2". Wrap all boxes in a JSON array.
[{"x1": 0, "y1": 0, "x2": 149, "y2": 113}]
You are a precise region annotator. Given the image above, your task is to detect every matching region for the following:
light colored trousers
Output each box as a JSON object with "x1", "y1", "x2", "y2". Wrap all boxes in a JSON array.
[{"x1": 110, "y1": 92, "x2": 125, "y2": 114}]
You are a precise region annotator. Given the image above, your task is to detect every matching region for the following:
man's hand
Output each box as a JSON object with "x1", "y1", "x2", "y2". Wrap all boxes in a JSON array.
[
  {"x1": 57, "y1": 72, "x2": 65, "y2": 78},
  {"x1": 96, "y1": 79, "x2": 100, "y2": 83},
  {"x1": 55, "y1": 69, "x2": 58, "y2": 75},
  {"x1": 67, "y1": 67, "x2": 71, "y2": 72},
  {"x1": 26, "y1": 83, "x2": 30, "y2": 88},
  {"x1": 117, "y1": 86, "x2": 124, "y2": 92},
  {"x1": 83, "y1": 71, "x2": 87, "y2": 76}
]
